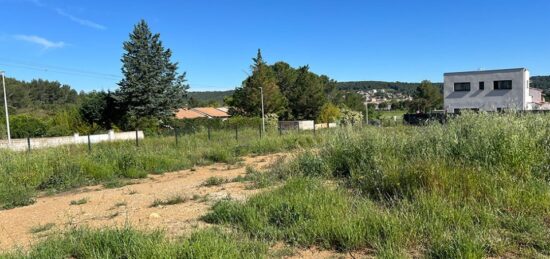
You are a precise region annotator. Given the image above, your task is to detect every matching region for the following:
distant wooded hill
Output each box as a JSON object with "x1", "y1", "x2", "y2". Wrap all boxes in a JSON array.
[
  {"x1": 531, "y1": 76, "x2": 550, "y2": 92},
  {"x1": 186, "y1": 90, "x2": 233, "y2": 106},
  {"x1": 187, "y1": 76, "x2": 550, "y2": 106},
  {"x1": 337, "y1": 81, "x2": 443, "y2": 95}
]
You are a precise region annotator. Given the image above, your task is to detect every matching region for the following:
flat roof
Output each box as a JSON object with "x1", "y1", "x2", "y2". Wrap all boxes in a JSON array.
[{"x1": 444, "y1": 68, "x2": 527, "y2": 76}]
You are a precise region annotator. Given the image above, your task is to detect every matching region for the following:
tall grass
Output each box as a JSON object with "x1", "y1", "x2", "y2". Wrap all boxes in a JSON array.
[
  {"x1": 205, "y1": 112, "x2": 550, "y2": 257},
  {"x1": 0, "y1": 127, "x2": 320, "y2": 209},
  {"x1": 3, "y1": 227, "x2": 267, "y2": 258}
]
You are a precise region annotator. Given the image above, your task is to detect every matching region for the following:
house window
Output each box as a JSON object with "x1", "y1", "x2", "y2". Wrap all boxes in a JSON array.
[
  {"x1": 454, "y1": 82, "x2": 471, "y2": 91},
  {"x1": 494, "y1": 80, "x2": 512, "y2": 90},
  {"x1": 479, "y1": 81, "x2": 484, "y2": 90}
]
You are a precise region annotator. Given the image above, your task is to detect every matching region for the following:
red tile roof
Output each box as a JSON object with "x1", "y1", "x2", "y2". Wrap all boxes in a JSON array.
[
  {"x1": 175, "y1": 109, "x2": 206, "y2": 119},
  {"x1": 175, "y1": 107, "x2": 230, "y2": 119},
  {"x1": 192, "y1": 107, "x2": 230, "y2": 118}
]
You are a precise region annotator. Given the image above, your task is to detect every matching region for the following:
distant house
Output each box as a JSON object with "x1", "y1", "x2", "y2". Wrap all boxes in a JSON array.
[
  {"x1": 175, "y1": 107, "x2": 231, "y2": 120},
  {"x1": 528, "y1": 88, "x2": 549, "y2": 109},
  {"x1": 444, "y1": 68, "x2": 549, "y2": 113}
]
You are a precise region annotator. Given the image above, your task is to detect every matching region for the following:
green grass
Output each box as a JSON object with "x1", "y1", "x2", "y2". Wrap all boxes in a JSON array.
[
  {"x1": 4, "y1": 112, "x2": 550, "y2": 258},
  {"x1": 202, "y1": 176, "x2": 229, "y2": 187},
  {"x1": 0, "y1": 127, "x2": 321, "y2": 209},
  {"x1": 4, "y1": 227, "x2": 268, "y2": 259},
  {"x1": 150, "y1": 195, "x2": 187, "y2": 207},
  {"x1": 203, "y1": 112, "x2": 550, "y2": 257},
  {"x1": 29, "y1": 223, "x2": 55, "y2": 234},
  {"x1": 69, "y1": 198, "x2": 88, "y2": 206}
]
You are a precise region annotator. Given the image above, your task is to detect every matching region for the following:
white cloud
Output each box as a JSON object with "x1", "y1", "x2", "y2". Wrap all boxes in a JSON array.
[
  {"x1": 14, "y1": 35, "x2": 66, "y2": 49},
  {"x1": 55, "y1": 8, "x2": 106, "y2": 30}
]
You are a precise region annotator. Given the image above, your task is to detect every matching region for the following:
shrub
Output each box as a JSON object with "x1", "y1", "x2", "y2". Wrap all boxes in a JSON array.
[
  {"x1": 10, "y1": 114, "x2": 48, "y2": 138},
  {"x1": 150, "y1": 195, "x2": 187, "y2": 207},
  {"x1": 202, "y1": 177, "x2": 228, "y2": 187}
]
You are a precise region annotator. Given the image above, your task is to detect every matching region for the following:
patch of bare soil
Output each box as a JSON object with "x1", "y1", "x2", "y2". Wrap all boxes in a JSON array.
[{"x1": 0, "y1": 153, "x2": 285, "y2": 251}]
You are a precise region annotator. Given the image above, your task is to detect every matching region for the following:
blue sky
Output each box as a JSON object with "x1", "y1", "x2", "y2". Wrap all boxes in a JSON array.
[{"x1": 0, "y1": 0, "x2": 549, "y2": 92}]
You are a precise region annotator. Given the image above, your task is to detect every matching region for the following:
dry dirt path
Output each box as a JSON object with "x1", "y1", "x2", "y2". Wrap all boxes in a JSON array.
[
  {"x1": 0, "y1": 152, "x2": 355, "y2": 258},
  {"x1": 0, "y1": 153, "x2": 286, "y2": 251}
]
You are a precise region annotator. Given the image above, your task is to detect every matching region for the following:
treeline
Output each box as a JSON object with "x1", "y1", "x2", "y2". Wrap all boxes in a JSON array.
[
  {"x1": 337, "y1": 80, "x2": 443, "y2": 95},
  {"x1": 186, "y1": 90, "x2": 233, "y2": 108},
  {"x1": 1, "y1": 78, "x2": 81, "y2": 112},
  {"x1": 531, "y1": 76, "x2": 550, "y2": 99},
  {"x1": 0, "y1": 78, "x2": 90, "y2": 138},
  {"x1": 227, "y1": 49, "x2": 372, "y2": 124}
]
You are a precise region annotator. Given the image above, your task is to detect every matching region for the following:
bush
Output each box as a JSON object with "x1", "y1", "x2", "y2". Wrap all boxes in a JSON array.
[{"x1": 10, "y1": 114, "x2": 48, "y2": 138}]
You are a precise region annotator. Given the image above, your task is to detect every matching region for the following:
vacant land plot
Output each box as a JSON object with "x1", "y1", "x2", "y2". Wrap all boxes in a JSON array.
[{"x1": 3, "y1": 112, "x2": 550, "y2": 258}]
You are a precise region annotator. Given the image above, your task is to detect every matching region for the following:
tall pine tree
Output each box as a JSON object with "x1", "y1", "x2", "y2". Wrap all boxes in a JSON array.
[
  {"x1": 118, "y1": 20, "x2": 188, "y2": 121},
  {"x1": 228, "y1": 49, "x2": 286, "y2": 116},
  {"x1": 286, "y1": 66, "x2": 326, "y2": 120}
]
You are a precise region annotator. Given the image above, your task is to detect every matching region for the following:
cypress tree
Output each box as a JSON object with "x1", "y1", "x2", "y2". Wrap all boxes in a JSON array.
[{"x1": 118, "y1": 20, "x2": 188, "y2": 122}]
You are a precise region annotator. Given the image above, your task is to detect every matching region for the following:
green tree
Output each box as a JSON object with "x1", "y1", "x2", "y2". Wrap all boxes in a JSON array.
[
  {"x1": 317, "y1": 103, "x2": 340, "y2": 123},
  {"x1": 271, "y1": 61, "x2": 297, "y2": 97},
  {"x1": 80, "y1": 91, "x2": 121, "y2": 129},
  {"x1": 228, "y1": 49, "x2": 287, "y2": 116},
  {"x1": 334, "y1": 91, "x2": 365, "y2": 112},
  {"x1": 10, "y1": 114, "x2": 47, "y2": 138},
  {"x1": 117, "y1": 20, "x2": 188, "y2": 122},
  {"x1": 283, "y1": 66, "x2": 326, "y2": 120},
  {"x1": 410, "y1": 80, "x2": 442, "y2": 112}
]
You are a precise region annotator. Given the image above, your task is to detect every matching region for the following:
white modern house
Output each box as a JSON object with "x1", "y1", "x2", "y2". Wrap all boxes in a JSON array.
[{"x1": 443, "y1": 68, "x2": 547, "y2": 113}]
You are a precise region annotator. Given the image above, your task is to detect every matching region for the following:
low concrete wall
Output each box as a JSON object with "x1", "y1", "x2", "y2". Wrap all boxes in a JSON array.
[
  {"x1": 279, "y1": 121, "x2": 315, "y2": 130},
  {"x1": 0, "y1": 130, "x2": 144, "y2": 152},
  {"x1": 314, "y1": 123, "x2": 337, "y2": 129}
]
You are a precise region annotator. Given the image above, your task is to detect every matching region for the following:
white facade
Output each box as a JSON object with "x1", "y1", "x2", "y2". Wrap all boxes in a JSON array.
[{"x1": 443, "y1": 68, "x2": 532, "y2": 113}]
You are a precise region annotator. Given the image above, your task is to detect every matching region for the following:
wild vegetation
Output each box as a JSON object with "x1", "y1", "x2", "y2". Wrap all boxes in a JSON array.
[
  {"x1": 204, "y1": 112, "x2": 550, "y2": 257},
  {"x1": 3, "y1": 227, "x2": 268, "y2": 258},
  {"x1": 2, "y1": 112, "x2": 550, "y2": 258},
  {"x1": 0, "y1": 127, "x2": 318, "y2": 210}
]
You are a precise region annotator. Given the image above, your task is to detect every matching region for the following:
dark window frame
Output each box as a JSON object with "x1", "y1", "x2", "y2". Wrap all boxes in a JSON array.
[
  {"x1": 493, "y1": 80, "x2": 512, "y2": 90},
  {"x1": 479, "y1": 81, "x2": 485, "y2": 90},
  {"x1": 454, "y1": 82, "x2": 471, "y2": 92}
]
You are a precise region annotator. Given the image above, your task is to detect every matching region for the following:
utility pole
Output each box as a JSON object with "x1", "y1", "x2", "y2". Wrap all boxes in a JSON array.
[
  {"x1": 364, "y1": 102, "x2": 369, "y2": 126},
  {"x1": 1, "y1": 71, "x2": 11, "y2": 144},
  {"x1": 260, "y1": 87, "x2": 265, "y2": 133}
]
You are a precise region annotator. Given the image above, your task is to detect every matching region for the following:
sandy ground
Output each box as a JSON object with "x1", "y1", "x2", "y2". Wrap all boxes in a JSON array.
[{"x1": 0, "y1": 152, "x2": 355, "y2": 258}]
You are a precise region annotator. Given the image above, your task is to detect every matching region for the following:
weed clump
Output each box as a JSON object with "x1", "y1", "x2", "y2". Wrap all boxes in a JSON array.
[
  {"x1": 69, "y1": 198, "x2": 88, "y2": 206},
  {"x1": 150, "y1": 195, "x2": 187, "y2": 207}
]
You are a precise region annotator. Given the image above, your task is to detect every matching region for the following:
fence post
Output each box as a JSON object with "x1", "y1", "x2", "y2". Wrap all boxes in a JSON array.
[
  {"x1": 175, "y1": 128, "x2": 179, "y2": 147},
  {"x1": 235, "y1": 126, "x2": 238, "y2": 141},
  {"x1": 208, "y1": 126, "x2": 211, "y2": 141},
  {"x1": 313, "y1": 123, "x2": 316, "y2": 137},
  {"x1": 27, "y1": 137, "x2": 31, "y2": 153},
  {"x1": 278, "y1": 126, "x2": 282, "y2": 136},
  {"x1": 135, "y1": 129, "x2": 139, "y2": 147},
  {"x1": 87, "y1": 134, "x2": 91, "y2": 152}
]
